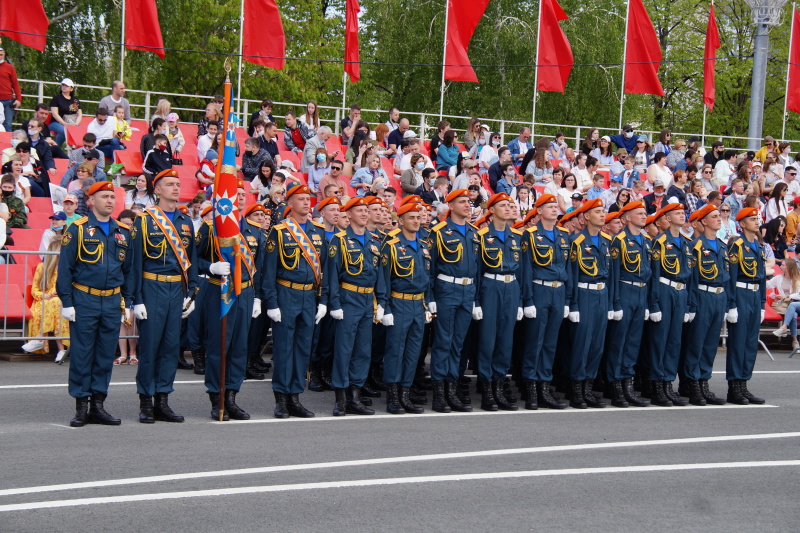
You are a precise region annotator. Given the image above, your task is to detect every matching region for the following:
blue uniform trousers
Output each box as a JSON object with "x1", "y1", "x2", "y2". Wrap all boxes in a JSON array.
[
  {"x1": 684, "y1": 291, "x2": 726, "y2": 381},
  {"x1": 136, "y1": 279, "x2": 183, "y2": 396},
  {"x1": 477, "y1": 279, "x2": 520, "y2": 382},
  {"x1": 247, "y1": 313, "x2": 266, "y2": 358},
  {"x1": 204, "y1": 285, "x2": 254, "y2": 393},
  {"x1": 271, "y1": 284, "x2": 316, "y2": 394},
  {"x1": 313, "y1": 314, "x2": 335, "y2": 363},
  {"x1": 186, "y1": 277, "x2": 209, "y2": 351},
  {"x1": 569, "y1": 287, "x2": 608, "y2": 381},
  {"x1": 606, "y1": 284, "x2": 647, "y2": 382},
  {"x1": 371, "y1": 323, "x2": 386, "y2": 364},
  {"x1": 523, "y1": 284, "x2": 565, "y2": 382},
  {"x1": 648, "y1": 285, "x2": 687, "y2": 381},
  {"x1": 430, "y1": 280, "x2": 475, "y2": 382},
  {"x1": 726, "y1": 288, "x2": 761, "y2": 380},
  {"x1": 383, "y1": 298, "x2": 425, "y2": 386},
  {"x1": 332, "y1": 290, "x2": 374, "y2": 388},
  {"x1": 68, "y1": 291, "x2": 121, "y2": 398}
]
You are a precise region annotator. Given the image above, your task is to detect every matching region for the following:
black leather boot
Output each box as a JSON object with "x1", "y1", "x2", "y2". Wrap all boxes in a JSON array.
[
  {"x1": 224, "y1": 389, "x2": 250, "y2": 420},
  {"x1": 739, "y1": 380, "x2": 765, "y2": 404},
  {"x1": 480, "y1": 381, "x2": 499, "y2": 411},
  {"x1": 70, "y1": 397, "x2": 89, "y2": 427},
  {"x1": 320, "y1": 365, "x2": 334, "y2": 391},
  {"x1": 431, "y1": 381, "x2": 451, "y2": 413},
  {"x1": 361, "y1": 382, "x2": 381, "y2": 398},
  {"x1": 727, "y1": 380, "x2": 749, "y2": 405},
  {"x1": 273, "y1": 391, "x2": 290, "y2": 418},
  {"x1": 307, "y1": 361, "x2": 324, "y2": 392},
  {"x1": 688, "y1": 380, "x2": 707, "y2": 406},
  {"x1": 333, "y1": 388, "x2": 347, "y2": 416},
  {"x1": 246, "y1": 362, "x2": 266, "y2": 380},
  {"x1": 583, "y1": 380, "x2": 606, "y2": 408},
  {"x1": 209, "y1": 392, "x2": 230, "y2": 421},
  {"x1": 88, "y1": 393, "x2": 122, "y2": 425},
  {"x1": 138, "y1": 394, "x2": 155, "y2": 423},
  {"x1": 177, "y1": 350, "x2": 194, "y2": 370},
  {"x1": 346, "y1": 385, "x2": 375, "y2": 415},
  {"x1": 699, "y1": 380, "x2": 726, "y2": 405},
  {"x1": 399, "y1": 386, "x2": 424, "y2": 414},
  {"x1": 621, "y1": 378, "x2": 650, "y2": 407},
  {"x1": 569, "y1": 380, "x2": 587, "y2": 409},
  {"x1": 457, "y1": 377, "x2": 472, "y2": 405},
  {"x1": 445, "y1": 381, "x2": 472, "y2": 412},
  {"x1": 287, "y1": 394, "x2": 315, "y2": 418},
  {"x1": 386, "y1": 383, "x2": 404, "y2": 414},
  {"x1": 192, "y1": 349, "x2": 206, "y2": 375},
  {"x1": 408, "y1": 385, "x2": 427, "y2": 405},
  {"x1": 523, "y1": 380, "x2": 538, "y2": 410},
  {"x1": 663, "y1": 381, "x2": 687, "y2": 406},
  {"x1": 493, "y1": 380, "x2": 518, "y2": 411},
  {"x1": 153, "y1": 393, "x2": 184, "y2": 422},
  {"x1": 677, "y1": 379, "x2": 690, "y2": 397},
  {"x1": 502, "y1": 377, "x2": 517, "y2": 404},
  {"x1": 650, "y1": 381, "x2": 673, "y2": 407},
  {"x1": 368, "y1": 364, "x2": 387, "y2": 391},
  {"x1": 641, "y1": 378, "x2": 653, "y2": 399},
  {"x1": 610, "y1": 381, "x2": 629, "y2": 408},
  {"x1": 538, "y1": 381, "x2": 568, "y2": 409},
  {"x1": 253, "y1": 358, "x2": 271, "y2": 373}
]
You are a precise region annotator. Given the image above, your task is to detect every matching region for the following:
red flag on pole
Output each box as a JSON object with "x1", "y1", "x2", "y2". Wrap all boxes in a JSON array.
[
  {"x1": 243, "y1": 0, "x2": 286, "y2": 69},
  {"x1": 0, "y1": 0, "x2": 49, "y2": 51},
  {"x1": 344, "y1": 0, "x2": 360, "y2": 82},
  {"x1": 536, "y1": 0, "x2": 573, "y2": 93},
  {"x1": 787, "y1": 8, "x2": 800, "y2": 114},
  {"x1": 125, "y1": 0, "x2": 165, "y2": 58},
  {"x1": 703, "y1": 5, "x2": 720, "y2": 110},
  {"x1": 623, "y1": 0, "x2": 664, "y2": 96},
  {"x1": 444, "y1": 0, "x2": 490, "y2": 83}
]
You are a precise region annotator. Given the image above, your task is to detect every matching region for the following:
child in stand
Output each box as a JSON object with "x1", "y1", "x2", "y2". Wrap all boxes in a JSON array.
[
  {"x1": 116, "y1": 209, "x2": 138, "y2": 364},
  {"x1": 113, "y1": 104, "x2": 132, "y2": 142},
  {"x1": 166, "y1": 112, "x2": 185, "y2": 156},
  {"x1": 196, "y1": 149, "x2": 218, "y2": 198}
]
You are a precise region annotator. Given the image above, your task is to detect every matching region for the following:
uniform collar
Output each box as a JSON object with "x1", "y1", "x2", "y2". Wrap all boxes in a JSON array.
[{"x1": 86, "y1": 211, "x2": 118, "y2": 232}]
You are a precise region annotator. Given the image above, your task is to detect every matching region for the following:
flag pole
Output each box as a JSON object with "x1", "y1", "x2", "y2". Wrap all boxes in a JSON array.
[
  {"x1": 439, "y1": 0, "x2": 450, "y2": 120},
  {"x1": 237, "y1": 0, "x2": 245, "y2": 118},
  {"x1": 783, "y1": 2, "x2": 796, "y2": 141},
  {"x1": 120, "y1": 0, "x2": 126, "y2": 81},
  {"x1": 701, "y1": 105, "x2": 708, "y2": 149},
  {"x1": 342, "y1": 72, "x2": 347, "y2": 113},
  {"x1": 531, "y1": 0, "x2": 543, "y2": 135},
  {"x1": 618, "y1": 0, "x2": 631, "y2": 131}
]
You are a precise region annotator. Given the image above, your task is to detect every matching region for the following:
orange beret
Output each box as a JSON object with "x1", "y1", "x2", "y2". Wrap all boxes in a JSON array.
[
  {"x1": 397, "y1": 202, "x2": 424, "y2": 217},
  {"x1": 446, "y1": 189, "x2": 470, "y2": 202},
  {"x1": 475, "y1": 214, "x2": 490, "y2": 226},
  {"x1": 559, "y1": 210, "x2": 578, "y2": 224},
  {"x1": 401, "y1": 195, "x2": 422, "y2": 206},
  {"x1": 237, "y1": 179, "x2": 245, "y2": 190},
  {"x1": 243, "y1": 204, "x2": 265, "y2": 218},
  {"x1": 283, "y1": 205, "x2": 292, "y2": 218},
  {"x1": 575, "y1": 198, "x2": 603, "y2": 215},
  {"x1": 366, "y1": 196, "x2": 384, "y2": 206},
  {"x1": 619, "y1": 201, "x2": 645, "y2": 214},
  {"x1": 690, "y1": 203, "x2": 718, "y2": 222},
  {"x1": 317, "y1": 197, "x2": 341, "y2": 211},
  {"x1": 200, "y1": 205, "x2": 213, "y2": 217},
  {"x1": 341, "y1": 196, "x2": 367, "y2": 212},
  {"x1": 152, "y1": 169, "x2": 179, "y2": 186},
  {"x1": 486, "y1": 192, "x2": 512, "y2": 209},
  {"x1": 512, "y1": 221, "x2": 525, "y2": 229},
  {"x1": 736, "y1": 207, "x2": 759, "y2": 221},
  {"x1": 286, "y1": 184, "x2": 312, "y2": 200},
  {"x1": 177, "y1": 205, "x2": 189, "y2": 215},
  {"x1": 523, "y1": 208, "x2": 538, "y2": 224},
  {"x1": 263, "y1": 208, "x2": 272, "y2": 216},
  {"x1": 656, "y1": 203, "x2": 685, "y2": 218},
  {"x1": 534, "y1": 194, "x2": 557, "y2": 207},
  {"x1": 645, "y1": 214, "x2": 657, "y2": 226},
  {"x1": 605, "y1": 211, "x2": 622, "y2": 223},
  {"x1": 86, "y1": 181, "x2": 114, "y2": 196},
  {"x1": 424, "y1": 204, "x2": 434, "y2": 211}
]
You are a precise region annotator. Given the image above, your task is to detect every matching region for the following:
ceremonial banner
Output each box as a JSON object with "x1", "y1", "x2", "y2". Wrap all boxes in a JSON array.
[
  {"x1": 703, "y1": 5, "x2": 720, "y2": 110},
  {"x1": 787, "y1": 8, "x2": 800, "y2": 114},
  {"x1": 624, "y1": 0, "x2": 664, "y2": 97},
  {"x1": 344, "y1": 0, "x2": 361, "y2": 82},
  {"x1": 444, "y1": 0, "x2": 491, "y2": 83},
  {"x1": 536, "y1": 0, "x2": 573, "y2": 93},
  {"x1": 243, "y1": 0, "x2": 286, "y2": 69},
  {"x1": 0, "y1": 0, "x2": 49, "y2": 51},
  {"x1": 125, "y1": 0, "x2": 165, "y2": 58}
]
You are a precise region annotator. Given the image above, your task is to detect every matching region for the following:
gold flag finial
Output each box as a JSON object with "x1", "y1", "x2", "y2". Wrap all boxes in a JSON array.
[{"x1": 224, "y1": 58, "x2": 232, "y2": 82}]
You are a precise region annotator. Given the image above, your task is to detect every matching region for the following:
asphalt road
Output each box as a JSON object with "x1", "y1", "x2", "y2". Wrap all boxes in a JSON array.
[{"x1": 0, "y1": 348, "x2": 798, "y2": 532}]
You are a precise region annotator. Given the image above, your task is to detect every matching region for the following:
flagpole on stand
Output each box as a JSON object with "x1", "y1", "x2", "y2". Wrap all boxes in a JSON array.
[
  {"x1": 120, "y1": 0, "x2": 126, "y2": 81},
  {"x1": 618, "y1": 0, "x2": 631, "y2": 131},
  {"x1": 701, "y1": 105, "x2": 708, "y2": 149},
  {"x1": 237, "y1": 0, "x2": 245, "y2": 118},
  {"x1": 531, "y1": 0, "x2": 543, "y2": 135},
  {"x1": 342, "y1": 72, "x2": 347, "y2": 113},
  {"x1": 439, "y1": 0, "x2": 450, "y2": 120},
  {"x1": 783, "y1": 2, "x2": 797, "y2": 141}
]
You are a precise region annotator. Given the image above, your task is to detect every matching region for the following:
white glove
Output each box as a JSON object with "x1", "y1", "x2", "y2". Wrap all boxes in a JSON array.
[
  {"x1": 607, "y1": 311, "x2": 614, "y2": 320},
  {"x1": 568, "y1": 311, "x2": 580, "y2": 323},
  {"x1": 472, "y1": 304, "x2": 483, "y2": 320},
  {"x1": 267, "y1": 308, "x2": 282, "y2": 322},
  {"x1": 209, "y1": 261, "x2": 231, "y2": 276},
  {"x1": 644, "y1": 309, "x2": 650, "y2": 321},
  {"x1": 61, "y1": 306, "x2": 76, "y2": 322},
  {"x1": 684, "y1": 312, "x2": 695, "y2": 323},
  {"x1": 330, "y1": 308, "x2": 344, "y2": 320},
  {"x1": 181, "y1": 297, "x2": 195, "y2": 319},
  {"x1": 315, "y1": 304, "x2": 327, "y2": 324},
  {"x1": 612, "y1": 310, "x2": 623, "y2": 321},
  {"x1": 375, "y1": 305, "x2": 385, "y2": 322},
  {"x1": 123, "y1": 308, "x2": 132, "y2": 324},
  {"x1": 563, "y1": 306, "x2": 569, "y2": 319},
  {"x1": 381, "y1": 313, "x2": 394, "y2": 326},
  {"x1": 428, "y1": 302, "x2": 437, "y2": 315},
  {"x1": 425, "y1": 311, "x2": 433, "y2": 324},
  {"x1": 134, "y1": 304, "x2": 148, "y2": 320},
  {"x1": 650, "y1": 311, "x2": 662, "y2": 322},
  {"x1": 726, "y1": 308, "x2": 738, "y2": 323},
  {"x1": 516, "y1": 307, "x2": 524, "y2": 321},
  {"x1": 252, "y1": 298, "x2": 262, "y2": 318},
  {"x1": 523, "y1": 306, "x2": 536, "y2": 319},
  {"x1": 761, "y1": 309, "x2": 765, "y2": 323}
]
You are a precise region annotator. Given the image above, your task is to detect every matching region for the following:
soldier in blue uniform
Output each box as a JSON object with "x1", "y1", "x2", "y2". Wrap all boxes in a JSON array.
[
  {"x1": 131, "y1": 169, "x2": 199, "y2": 423},
  {"x1": 566, "y1": 198, "x2": 613, "y2": 409},
  {"x1": 240, "y1": 203, "x2": 270, "y2": 381},
  {"x1": 188, "y1": 205, "x2": 213, "y2": 375},
  {"x1": 725, "y1": 207, "x2": 767, "y2": 405},
  {"x1": 380, "y1": 201, "x2": 433, "y2": 414},
  {"x1": 264, "y1": 184, "x2": 328, "y2": 418},
  {"x1": 325, "y1": 196, "x2": 387, "y2": 416},
  {"x1": 473, "y1": 192, "x2": 523, "y2": 412},
  {"x1": 606, "y1": 201, "x2": 652, "y2": 407},
  {"x1": 518, "y1": 194, "x2": 570, "y2": 410},
  {"x1": 647, "y1": 202, "x2": 692, "y2": 407},
  {"x1": 57, "y1": 181, "x2": 134, "y2": 426},
  {"x1": 428, "y1": 189, "x2": 478, "y2": 413}
]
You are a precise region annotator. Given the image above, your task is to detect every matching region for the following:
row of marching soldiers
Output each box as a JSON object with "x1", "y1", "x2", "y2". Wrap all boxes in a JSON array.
[{"x1": 57, "y1": 169, "x2": 766, "y2": 427}]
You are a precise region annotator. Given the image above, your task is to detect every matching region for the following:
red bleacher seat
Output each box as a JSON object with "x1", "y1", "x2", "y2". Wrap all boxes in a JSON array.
[
  {"x1": 0, "y1": 263, "x2": 34, "y2": 289},
  {"x1": 549, "y1": 159, "x2": 562, "y2": 168},
  {"x1": 0, "y1": 284, "x2": 32, "y2": 321},
  {"x1": 533, "y1": 185, "x2": 545, "y2": 195},
  {"x1": 424, "y1": 141, "x2": 431, "y2": 151},
  {"x1": 112, "y1": 187, "x2": 126, "y2": 217},
  {"x1": 276, "y1": 131, "x2": 288, "y2": 151},
  {"x1": 0, "y1": 132, "x2": 12, "y2": 144},
  {"x1": 176, "y1": 151, "x2": 199, "y2": 168},
  {"x1": 179, "y1": 178, "x2": 201, "y2": 202},
  {"x1": 280, "y1": 151, "x2": 301, "y2": 171},
  {"x1": 66, "y1": 125, "x2": 89, "y2": 147},
  {"x1": 54, "y1": 158, "x2": 70, "y2": 176},
  {"x1": 719, "y1": 185, "x2": 727, "y2": 193},
  {"x1": 7, "y1": 229, "x2": 44, "y2": 252},
  {"x1": 115, "y1": 151, "x2": 144, "y2": 175},
  {"x1": 326, "y1": 137, "x2": 343, "y2": 155},
  {"x1": 381, "y1": 158, "x2": 396, "y2": 178},
  {"x1": 481, "y1": 175, "x2": 495, "y2": 195},
  {"x1": 26, "y1": 212, "x2": 52, "y2": 230},
  {"x1": 26, "y1": 197, "x2": 54, "y2": 214}
]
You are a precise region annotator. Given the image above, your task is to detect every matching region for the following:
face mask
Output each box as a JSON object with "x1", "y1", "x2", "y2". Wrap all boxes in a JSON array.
[
  {"x1": 316, "y1": 153, "x2": 326, "y2": 163},
  {"x1": 158, "y1": 145, "x2": 167, "y2": 151},
  {"x1": 207, "y1": 132, "x2": 215, "y2": 139},
  {"x1": 50, "y1": 225, "x2": 63, "y2": 232},
  {"x1": 11, "y1": 139, "x2": 20, "y2": 148},
  {"x1": 654, "y1": 191, "x2": 665, "y2": 197},
  {"x1": 625, "y1": 131, "x2": 633, "y2": 139},
  {"x1": 492, "y1": 140, "x2": 500, "y2": 146},
  {"x1": 478, "y1": 137, "x2": 486, "y2": 146},
  {"x1": 428, "y1": 178, "x2": 436, "y2": 186},
  {"x1": 507, "y1": 170, "x2": 516, "y2": 177},
  {"x1": 416, "y1": 162, "x2": 425, "y2": 170},
  {"x1": 610, "y1": 184, "x2": 620, "y2": 191},
  {"x1": 136, "y1": 185, "x2": 146, "y2": 191},
  {"x1": 28, "y1": 129, "x2": 37, "y2": 137},
  {"x1": 1, "y1": 190, "x2": 12, "y2": 198}
]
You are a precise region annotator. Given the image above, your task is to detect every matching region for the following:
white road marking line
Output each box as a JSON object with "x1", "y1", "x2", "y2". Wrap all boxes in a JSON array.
[
  {"x1": 1, "y1": 431, "x2": 797, "y2": 498},
  {"x1": 47, "y1": 424, "x2": 76, "y2": 430},
  {"x1": 0, "y1": 380, "x2": 272, "y2": 389},
  {"x1": 711, "y1": 370, "x2": 800, "y2": 374},
  {"x1": 2, "y1": 460, "x2": 799, "y2": 512}
]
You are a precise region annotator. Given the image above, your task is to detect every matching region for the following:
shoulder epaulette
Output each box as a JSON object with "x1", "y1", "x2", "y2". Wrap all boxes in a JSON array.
[
  {"x1": 273, "y1": 223, "x2": 286, "y2": 231},
  {"x1": 656, "y1": 234, "x2": 667, "y2": 244},
  {"x1": 573, "y1": 233, "x2": 585, "y2": 245},
  {"x1": 526, "y1": 226, "x2": 537, "y2": 234},
  {"x1": 246, "y1": 219, "x2": 261, "y2": 228},
  {"x1": 312, "y1": 221, "x2": 324, "y2": 228},
  {"x1": 558, "y1": 226, "x2": 569, "y2": 232},
  {"x1": 643, "y1": 234, "x2": 652, "y2": 241},
  {"x1": 467, "y1": 222, "x2": 478, "y2": 230},
  {"x1": 614, "y1": 232, "x2": 625, "y2": 243},
  {"x1": 600, "y1": 231, "x2": 611, "y2": 240},
  {"x1": 477, "y1": 227, "x2": 489, "y2": 236},
  {"x1": 511, "y1": 228, "x2": 523, "y2": 236},
  {"x1": 116, "y1": 221, "x2": 130, "y2": 230},
  {"x1": 732, "y1": 238, "x2": 743, "y2": 248},
  {"x1": 335, "y1": 230, "x2": 347, "y2": 238},
  {"x1": 388, "y1": 228, "x2": 401, "y2": 237},
  {"x1": 204, "y1": 219, "x2": 213, "y2": 226},
  {"x1": 432, "y1": 221, "x2": 447, "y2": 232},
  {"x1": 72, "y1": 216, "x2": 88, "y2": 225},
  {"x1": 693, "y1": 240, "x2": 703, "y2": 251},
  {"x1": 385, "y1": 238, "x2": 399, "y2": 246}
]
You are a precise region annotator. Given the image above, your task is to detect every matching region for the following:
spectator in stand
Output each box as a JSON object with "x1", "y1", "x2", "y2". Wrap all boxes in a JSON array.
[
  {"x1": 284, "y1": 112, "x2": 315, "y2": 155},
  {"x1": 761, "y1": 157, "x2": 782, "y2": 195},
  {"x1": 488, "y1": 147, "x2": 511, "y2": 191},
  {"x1": 3, "y1": 158, "x2": 30, "y2": 203},
  {"x1": 566, "y1": 192, "x2": 583, "y2": 213},
  {"x1": 606, "y1": 186, "x2": 631, "y2": 213},
  {"x1": 699, "y1": 163, "x2": 717, "y2": 191},
  {"x1": 516, "y1": 185, "x2": 535, "y2": 219},
  {"x1": 248, "y1": 99, "x2": 275, "y2": 136},
  {"x1": 495, "y1": 163, "x2": 518, "y2": 197},
  {"x1": 687, "y1": 136, "x2": 706, "y2": 157},
  {"x1": 4, "y1": 130, "x2": 38, "y2": 163},
  {"x1": 631, "y1": 136, "x2": 653, "y2": 175},
  {"x1": 254, "y1": 121, "x2": 280, "y2": 167},
  {"x1": 25, "y1": 118, "x2": 57, "y2": 176},
  {"x1": 318, "y1": 160, "x2": 348, "y2": 202},
  {"x1": 436, "y1": 130, "x2": 460, "y2": 172},
  {"x1": 599, "y1": 174, "x2": 623, "y2": 209},
  {"x1": 770, "y1": 259, "x2": 800, "y2": 347},
  {"x1": 653, "y1": 129, "x2": 672, "y2": 156},
  {"x1": 586, "y1": 173, "x2": 605, "y2": 200},
  {"x1": 467, "y1": 184, "x2": 484, "y2": 222},
  {"x1": 38, "y1": 211, "x2": 66, "y2": 259},
  {"x1": 165, "y1": 113, "x2": 184, "y2": 155},
  {"x1": 62, "y1": 194, "x2": 80, "y2": 225},
  {"x1": 507, "y1": 127, "x2": 532, "y2": 168},
  {"x1": 643, "y1": 180, "x2": 667, "y2": 214},
  {"x1": 548, "y1": 132, "x2": 568, "y2": 160},
  {"x1": 125, "y1": 174, "x2": 156, "y2": 209},
  {"x1": 197, "y1": 102, "x2": 223, "y2": 138},
  {"x1": 778, "y1": 142, "x2": 794, "y2": 168},
  {"x1": 87, "y1": 108, "x2": 125, "y2": 159},
  {"x1": 397, "y1": 139, "x2": 433, "y2": 173},
  {"x1": 0, "y1": 174, "x2": 27, "y2": 227},
  {"x1": 299, "y1": 100, "x2": 320, "y2": 130},
  {"x1": 477, "y1": 132, "x2": 501, "y2": 175},
  {"x1": 143, "y1": 134, "x2": 174, "y2": 177},
  {"x1": 667, "y1": 169, "x2": 688, "y2": 207},
  {"x1": 430, "y1": 121, "x2": 449, "y2": 159},
  {"x1": 617, "y1": 155, "x2": 640, "y2": 188},
  {"x1": 559, "y1": 173, "x2": 580, "y2": 210},
  {"x1": 23, "y1": 104, "x2": 68, "y2": 160},
  {"x1": 66, "y1": 162, "x2": 94, "y2": 194},
  {"x1": 666, "y1": 139, "x2": 686, "y2": 171},
  {"x1": 15, "y1": 142, "x2": 49, "y2": 198},
  {"x1": 113, "y1": 105, "x2": 132, "y2": 143},
  {"x1": 428, "y1": 176, "x2": 449, "y2": 206},
  {"x1": 717, "y1": 203, "x2": 737, "y2": 242},
  {"x1": 401, "y1": 153, "x2": 427, "y2": 196},
  {"x1": 0, "y1": 47, "x2": 22, "y2": 132},
  {"x1": 249, "y1": 159, "x2": 276, "y2": 202},
  {"x1": 685, "y1": 179, "x2": 705, "y2": 213},
  {"x1": 781, "y1": 165, "x2": 800, "y2": 196},
  {"x1": 714, "y1": 149, "x2": 737, "y2": 187},
  {"x1": 196, "y1": 121, "x2": 218, "y2": 162},
  {"x1": 590, "y1": 136, "x2": 615, "y2": 168},
  {"x1": 351, "y1": 154, "x2": 388, "y2": 197},
  {"x1": 452, "y1": 157, "x2": 478, "y2": 190},
  {"x1": 374, "y1": 124, "x2": 395, "y2": 158},
  {"x1": 61, "y1": 149, "x2": 105, "y2": 188},
  {"x1": 385, "y1": 107, "x2": 400, "y2": 132},
  {"x1": 115, "y1": 210, "x2": 138, "y2": 364},
  {"x1": 387, "y1": 118, "x2": 409, "y2": 156},
  {"x1": 98, "y1": 81, "x2": 130, "y2": 121},
  {"x1": 351, "y1": 137, "x2": 374, "y2": 170},
  {"x1": 150, "y1": 98, "x2": 171, "y2": 126},
  {"x1": 468, "y1": 173, "x2": 489, "y2": 201},
  {"x1": 704, "y1": 140, "x2": 725, "y2": 167},
  {"x1": 787, "y1": 196, "x2": 800, "y2": 245},
  {"x1": 241, "y1": 137, "x2": 272, "y2": 181},
  {"x1": 21, "y1": 239, "x2": 69, "y2": 360},
  {"x1": 463, "y1": 117, "x2": 482, "y2": 150},
  {"x1": 609, "y1": 124, "x2": 637, "y2": 154},
  {"x1": 307, "y1": 148, "x2": 331, "y2": 196},
  {"x1": 571, "y1": 153, "x2": 594, "y2": 192},
  {"x1": 765, "y1": 181, "x2": 790, "y2": 222},
  {"x1": 49, "y1": 78, "x2": 82, "y2": 146},
  {"x1": 340, "y1": 104, "x2": 361, "y2": 147},
  {"x1": 762, "y1": 215, "x2": 788, "y2": 261},
  {"x1": 754, "y1": 135, "x2": 777, "y2": 163},
  {"x1": 646, "y1": 152, "x2": 673, "y2": 190},
  {"x1": 265, "y1": 185, "x2": 286, "y2": 226},
  {"x1": 302, "y1": 125, "x2": 333, "y2": 172},
  {"x1": 195, "y1": 150, "x2": 217, "y2": 190},
  {"x1": 581, "y1": 128, "x2": 600, "y2": 155},
  {"x1": 141, "y1": 118, "x2": 169, "y2": 159},
  {"x1": 413, "y1": 168, "x2": 437, "y2": 201}
]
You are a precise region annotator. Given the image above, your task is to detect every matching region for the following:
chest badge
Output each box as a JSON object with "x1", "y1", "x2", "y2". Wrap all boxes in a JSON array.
[
  {"x1": 370, "y1": 244, "x2": 379, "y2": 255},
  {"x1": 487, "y1": 237, "x2": 495, "y2": 244},
  {"x1": 445, "y1": 230, "x2": 453, "y2": 236},
  {"x1": 703, "y1": 250, "x2": 710, "y2": 256},
  {"x1": 87, "y1": 227, "x2": 96, "y2": 237},
  {"x1": 536, "y1": 235, "x2": 543, "y2": 241},
  {"x1": 665, "y1": 243, "x2": 673, "y2": 250},
  {"x1": 585, "y1": 246, "x2": 592, "y2": 254}
]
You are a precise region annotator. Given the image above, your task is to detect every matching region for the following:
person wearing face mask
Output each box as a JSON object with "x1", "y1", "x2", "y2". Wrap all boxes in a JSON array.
[
  {"x1": 401, "y1": 154, "x2": 428, "y2": 196},
  {"x1": 125, "y1": 174, "x2": 157, "y2": 209},
  {"x1": 495, "y1": 163, "x2": 518, "y2": 198},
  {"x1": 196, "y1": 121, "x2": 218, "y2": 162},
  {"x1": 601, "y1": 174, "x2": 624, "y2": 211},
  {"x1": 609, "y1": 124, "x2": 638, "y2": 154},
  {"x1": 0, "y1": 174, "x2": 28, "y2": 228},
  {"x1": 643, "y1": 180, "x2": 667, "y2": 214},
  {"x1": 3, "y1": 130, "x2": 40, "y2": 163},
  {"x1": 413, "y1": 168, "x2": 438, "y2": 203},
  {"x1": 143, "y1": 135, "x2": 175, "y2": 178},
  {"x1": 489, "y1": 147, "x2": 512, "y2": 191},
  {"x1": 477, "y1": 132, "x2": 501, "y2": 175},
  {"x1": 38, "y1": 211, "x2": 67, "y2": 259},
  {"x1": 140, "y1": 118, "x2": 169, "y2": 159}
]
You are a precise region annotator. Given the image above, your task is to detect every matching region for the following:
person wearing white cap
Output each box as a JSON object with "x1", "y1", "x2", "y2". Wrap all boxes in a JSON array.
[
  {"x1": 592, "y1": 136, "x2": 615, "y2": 168},
  {"x1": 49, "y1": 78, "x2": 82, "y2": 146}
]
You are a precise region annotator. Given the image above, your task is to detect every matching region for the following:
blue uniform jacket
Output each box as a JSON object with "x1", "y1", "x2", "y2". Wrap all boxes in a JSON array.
[
  {"x1": 429, "y1": 218, "x2": 479, "y2": 288},
  {"x1": 325, "y1": 226, "x2": 387, "y2": 310},
  {"x1": 688, "y1": 234, "x2": 732, "y2": 313},
  {"x1": 194, "y1": 219, "x2": 265, "y2": 300},
  {"x1": 648, "y1": 231, "x2": 693, "y2": 314},
  {"x1": 727, "y1": 236, "x2": 767, "y2": 309},
  {"x1": 56, "y1": 212, "x2": 135, "y2": 308},
  {"x1": 609, "y1": 229, "x2": 652, "y2": 312},
  {"x1": 380, "y1": 231, "x2": 432, "y2": 314},
  {"x1": 519, "y1": 224, "x2": 571, "y2": 308},
  {"x1": 568, "y1": 228, "x2": 612, "y2": 312},
  {"x1": 475, "y1": 223, "x2": 523, "y2": 295}
]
